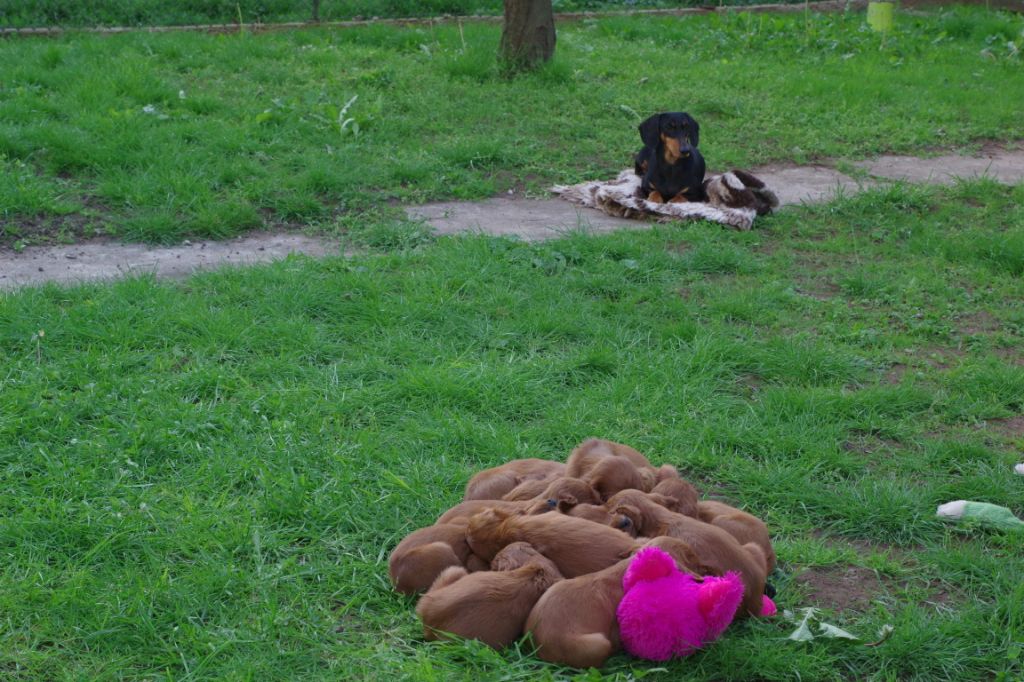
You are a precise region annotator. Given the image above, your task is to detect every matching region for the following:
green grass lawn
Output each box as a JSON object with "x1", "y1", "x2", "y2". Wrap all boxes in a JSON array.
[
  {"x1": 2, "y1": 178, "x2": 1023, "y2": 680},
  {"x1": 1, "y1": 7, "x2": 1023, "y2": 246},
  {"x1": 1, "y1": 0, "x2": 796, "y2": 29}
]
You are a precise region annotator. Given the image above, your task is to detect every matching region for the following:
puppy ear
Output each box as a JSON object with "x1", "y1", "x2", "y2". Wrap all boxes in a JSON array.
[
  {"x1": 648, "y1": 492, "x2": 674, "y2": 509},
  {"x1": 556, "y1": 498, "x2": 577, "y2": 514},
  {"x1": 687, "y1": 114, "x2": 700, "y2": 147},
  {"x1": 638, "y1": 469, "x2": 658, "y2": 492},
  {"x1": 482, "y1": 507, "x2": 513, "y2": 522},
  {"x1": 638, "y1": 114, "x2": 661, "y2": 147},
  {"x1": 655, "y1": 464, "x2": 679, "y2": 482},
  {"x1": 614, "y1": 504, "x2": 641, "y2": 529}
]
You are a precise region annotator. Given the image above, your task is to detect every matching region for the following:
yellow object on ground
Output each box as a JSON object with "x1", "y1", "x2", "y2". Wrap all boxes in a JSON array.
[{"x1": 867, "y1": 2, "x2": 895, "y2": 32}]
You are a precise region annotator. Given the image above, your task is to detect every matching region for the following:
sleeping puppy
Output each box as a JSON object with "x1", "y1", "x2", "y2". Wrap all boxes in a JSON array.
[
  {"x1": 415, "y1": 542, "x2": 563, "y2": 650},
  {"x1": 635, "y1": 112, "x2": 706, "y2": 204},
  {"x1": 500, "y1": 476, "x2": 561, "y2": 502},
  {"x1": 567, "y1": 438, "x2": 656, "y2": 472},
  {"x1": 463, "y1": 458, "x2": 566, "y2": 501},
  {"x1": 465, "y1": 507, "x2": 639, "y2": 578},
  {"x1": 436, "y1": 499, "x2": 533, "y2": 525},
  {"x1": 697, "y1": 499, "x2": 776, "y2": 573},
  {"x1": 650, "y1": 476, "x2": 701, "y2": 518},
  {"x1": 524, "y1": 536, "x2": 701, "y2": 669},
  {"x1": 388, "y1": 521, "x2": 489, "y2": 595},
  {"x1": 564, "y1": 502, "x2": 638, "y2": 536},
  {"x1": 566, "y1": 439, "x2": 670, "y2": 499},
  {"x1": 503, "y1": 476, "x2": 602, "y2": 509},
  {"x1": 439, "y1": 477, "x2": 600, "y2": 523},
  {"x1": 607, "y1": 490, "x2": 768, "y2": 617}
]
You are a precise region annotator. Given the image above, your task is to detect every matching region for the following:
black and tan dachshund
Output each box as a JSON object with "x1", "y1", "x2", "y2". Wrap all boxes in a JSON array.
[{"x1": 634, "y1": 112, "x2": 706, "y2": 203}]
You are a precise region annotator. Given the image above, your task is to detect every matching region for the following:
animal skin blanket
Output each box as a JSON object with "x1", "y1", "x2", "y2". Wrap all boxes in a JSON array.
[{"x1": 552, "y1": 168, "x2": 779, "y2": 231}]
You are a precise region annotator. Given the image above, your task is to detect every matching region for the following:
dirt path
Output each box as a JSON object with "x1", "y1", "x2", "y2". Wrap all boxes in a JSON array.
[
  {"x1": 2, "y1": 146, "x2": 1023, "y2": 291},
  {"x1": 406, "y1": 147, "x2": 1024, "y2": 240},
  {"x1": 0, "y1": 234, "x2": 337, "y2": 291}
]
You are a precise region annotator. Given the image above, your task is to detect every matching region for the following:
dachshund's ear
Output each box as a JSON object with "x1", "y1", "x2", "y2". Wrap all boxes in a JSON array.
[
  {"x1": 686, "y1": 114, "x2": 700, "y2": 147},
  {"x1": 638, "y1": 114, "x2": 661, "y2": 147}
]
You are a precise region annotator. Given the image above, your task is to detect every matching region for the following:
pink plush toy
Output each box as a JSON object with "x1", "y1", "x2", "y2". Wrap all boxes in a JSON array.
[{"x1": 617, "y1": 546, "x2": 776, "y2": 661}]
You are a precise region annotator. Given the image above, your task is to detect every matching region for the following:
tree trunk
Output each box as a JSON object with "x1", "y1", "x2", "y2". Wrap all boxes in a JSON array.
[
  {"x1": 499, "y1": 0, "x2": 555, "y2": 72},
  {"x1": 311, "y1": 0, "x2": 321, "y2": 22}
]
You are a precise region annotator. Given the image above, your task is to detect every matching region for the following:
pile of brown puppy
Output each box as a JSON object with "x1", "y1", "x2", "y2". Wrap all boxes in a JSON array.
[{"x1": 388, "y1": 438, "x2": 775, "y2": 669}]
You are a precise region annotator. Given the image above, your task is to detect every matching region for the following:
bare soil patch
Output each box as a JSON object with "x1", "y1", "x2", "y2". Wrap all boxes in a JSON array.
[
  {"x1": 793, "y1": 565, "x2": 887, "y2": 613},
  {"x1": 989, "y1": 415, "x2": 1024, "y2": 439}
]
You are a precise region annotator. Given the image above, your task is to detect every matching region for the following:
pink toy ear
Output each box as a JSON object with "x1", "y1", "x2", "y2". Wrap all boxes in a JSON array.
[
  {"x1": 696, "y1": 572, "x2": 745, "y2": 643},
  {"x1": 760, "y1": 595, "x2": 777, "y2": 617},
  {"x1": 623, "y1": 547, "x2": 677, "y2": 593}
]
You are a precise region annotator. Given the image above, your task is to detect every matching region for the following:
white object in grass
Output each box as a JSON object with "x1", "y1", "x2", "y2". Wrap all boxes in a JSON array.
[
  {"x1": 936, "y1": 500, "x2": 968, "y2": 519},
  {"x1": 936, "y1": 500, "x2": 1024, "y2": 531},
  {"x1": 1015, "y1": 463, "x2": 1024, "y2": 476}
]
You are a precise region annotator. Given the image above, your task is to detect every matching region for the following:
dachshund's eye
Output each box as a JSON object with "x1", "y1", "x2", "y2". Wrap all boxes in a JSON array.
[
  {"x1": 618, "y1": 517, "x2": 632, "y2": 529},
  {"x1": 546, "y1": 498, "x2": 557, "y2": 508}
]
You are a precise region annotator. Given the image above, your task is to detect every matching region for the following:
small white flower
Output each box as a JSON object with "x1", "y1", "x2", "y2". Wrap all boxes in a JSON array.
[
  {"x1": 142, "y1": 104, "x2": 156, "y2": 114},
  {"x1": 178, "y1": 90, "x2": 186, "y2": 99}
]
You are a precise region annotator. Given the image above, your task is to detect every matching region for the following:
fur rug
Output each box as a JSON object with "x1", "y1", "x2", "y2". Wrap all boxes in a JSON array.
[{"x1": 552, "y1": 169, "x2": 779, "y2": 231}]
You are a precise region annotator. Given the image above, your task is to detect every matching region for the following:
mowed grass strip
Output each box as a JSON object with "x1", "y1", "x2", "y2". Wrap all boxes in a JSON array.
[
  {"x1": 1, "y1": 179, "x2": 1022, "y2": 680},
  {"x1": 1, "y1": 7, "x2": 1023, "y2": 245}
]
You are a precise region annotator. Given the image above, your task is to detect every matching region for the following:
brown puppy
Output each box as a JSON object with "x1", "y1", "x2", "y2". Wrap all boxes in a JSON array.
[
  {"x1": 650, "y1": 476, "x2": 701, "y2": 517},
  {"x1": 653, "y1": 462, "x2": 687, "y2": 484},
  {"x1": 697, "y1": 499, "x2": 776, "y2": 573},
  {"x1": 436, "y1": 499, "x2": 530, "y2": 525},
  {"x1": 528, "y1": 476, "x2": 602, "y2": 508},
  {"x1": 439, "y1": 478, "x2": 602, "y2": 525},
  {"x1": 465, "y1": 507, "x2": 638, "y2": 578},
  {"x1": 415, "y1": 542, "x2": 563, "y2": 650},
  {"x1": 567, "y1": 438, "x2": 656, "y2": 472},
  {"x1": 607, "y1": 490, "x2": 768, "y2": 616},
  {"x1": 589, "y1": 457, "x2": 658, "y2": 501},
  {"x1": 524, "y1": 536, "x2": 700, "y2": 669},
  {"x1": 463, "y1": 458, "x2": 566, "y2": 501},
  {"x1": 500, "y1": 477, "x2": 557, "y2": 502},
  {"x1": 566, "y1": 439, "x2": 662, "y2": 499},
  {"x1": 388, "y1": 521, "x2": 488, "y2": 595},
  {"x1": 503, "y1": 476, "x2": 601, "y2": 507},
  {"x1": 563, "y1": 502, "x2": 638, "y2": 536}
]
